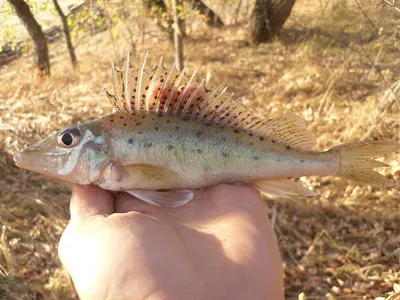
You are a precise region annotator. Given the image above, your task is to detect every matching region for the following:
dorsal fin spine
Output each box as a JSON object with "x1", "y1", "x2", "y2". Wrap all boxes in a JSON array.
[
  {"x1": 192, "y1": 84, "x2": 222, "y2": 117},
  {"x1": 164, "y1": 66, "x2": 187, "y2": 113},
  {"x1": 173, "y1": 69, "x2": 197, "y2": 114},
  {"x1": 206, "y1": 92, "x2": 234, "y2": 122},
  {"x1": 111, "y1": 63, "x2": 121, "y2": 110},
  {"x1": 124, "y1": 53, "x2": 132, "y2": 112},
  {"x1": 136, "y1": 52, "x2": 148, "y2": 111},
  {"x1": 146, "y1": 57, "x2": 163, "y2": 111},
  {"x1": 154, "y1": 61, "x2": 176, "y2": 113},
  {"x1": 219, "y1": 99, "x2": 241, "y2": 125},
  {"x1": 199, "y1": 86, "x2": 228, "y2": 119},
  {"x1": 181, "y1": 79, "x2": 205, "y2": 116}
]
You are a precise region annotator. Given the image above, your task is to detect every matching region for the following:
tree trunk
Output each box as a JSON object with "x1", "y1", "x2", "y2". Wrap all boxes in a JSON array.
[
  {"x1": 191, "y1": 0, "x2": 223, "y2": 27},
  {"x1": 171, "y1": 0, "x2": 184, "y2": 71},
  {"x1": 52, "y1": 0, "x2": 77, "y2": 68},
  {"x1": 249, "y1": 0, "x2": 296, "y2": 45},
  {"x1": 7, "y1": 0, "x2": 50, "y2": 77},
  {"x1": 143, "y1": 0, "x2": 222, "y2": 35}
]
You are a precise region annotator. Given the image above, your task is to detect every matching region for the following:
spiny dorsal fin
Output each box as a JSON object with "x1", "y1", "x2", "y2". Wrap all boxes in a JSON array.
[{"x1": 105, "y1": 53, "x2": 316, "y2": 150}]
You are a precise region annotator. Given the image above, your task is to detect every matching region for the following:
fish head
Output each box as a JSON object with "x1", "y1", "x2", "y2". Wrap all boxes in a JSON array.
[{"x1": 14, "y1": 121, "x2": 111, "y2": 185}]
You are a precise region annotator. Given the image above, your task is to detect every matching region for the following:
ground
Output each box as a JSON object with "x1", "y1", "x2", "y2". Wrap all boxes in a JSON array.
[{"x1": 0, "y1": 0, "x2": 399, "y2": 299}]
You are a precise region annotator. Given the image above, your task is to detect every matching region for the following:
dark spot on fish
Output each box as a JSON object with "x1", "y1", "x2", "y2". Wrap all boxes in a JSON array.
[
  {"x1": 135, "y1": 76, "x2": 138, "y2": 81},
  {"x1": 272, "y1": 139, "x2": 276, "y2": 143},
  {"x1": 123, "y1": 123, "x2": 127, "y2": 126},
  {"x1": 145, "y1": 86, "x2": 149, "y2": 90},
  {"x1": 133, "y1": 88, "x2": 137, "y2": 92},
  {"x1": 138, "y1": 131, "x2": 143, "y2": 134},
  {"x1": 149, "y1": 76, "x2": 153, "y2": 80},
  {"x1": 300, "y1": 160, "x2": 305, "y2": 163},
  {"x1": 259, "y1": 137, "x2": 264, "y2": 141},
  {"x1": 144, "y1": 142, "x2": 153, "y2": 148},
  {"x1": 120, "y1": 116, "x2": 124, "y2": 119},
  {"x1": 128, "y1": 138, "x2": 134, "y2": 144},
  {"x1": 197, "y1": 149, "x2": 203, "y2": 154},
  {"x1": 222, "y1": 152, "x2": 228, "y2": 158},
  {"x1": 166, "y1": 120, "x2": 170, "y2": 123},
  {"x1": 167, "y1": 145, "x2": 173, "y2": 150},
  {"x1": 234, "y1": 129, "x2": 239, "y2": 134},
  {"x1": 136, "y1": 122, "x2": 141, "y2": 126},
  {"x1": 110, "y1": 119, "x2": 114, "y2": 123},
  {"x1": 286, "y1": 145, "x2": 291, "y2": 150},
  {"x1": 196, "y1": 131, "x2": 203, "y2": 137},
  {"x1": 155, "y1": 127, "x2": 159, "y2": 131},
  {"x1": 142, "y1": 94, "x2": 146, "y2": 98},
  {"x1": 152, "y1": 118, "x2": 155, "y2": 121},
  {"x1": 249, "y1": 133, "x2": 253, "y2": 137},
  {"x1": 252, "y1": 156, "x2": 259, "y2": 160},
  {"x1": 142, "y1": 115, "x2": 146, "y2": 119}
]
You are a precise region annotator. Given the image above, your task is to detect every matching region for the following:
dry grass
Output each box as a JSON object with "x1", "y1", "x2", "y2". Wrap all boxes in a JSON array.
[{"x1": 1, "y1": 0, "x2": 400, "y2": 299}]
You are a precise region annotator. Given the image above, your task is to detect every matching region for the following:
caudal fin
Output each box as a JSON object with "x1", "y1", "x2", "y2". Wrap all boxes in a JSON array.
[{"x1": 331, "y1": 141, "x2": 400, "y2": 187}]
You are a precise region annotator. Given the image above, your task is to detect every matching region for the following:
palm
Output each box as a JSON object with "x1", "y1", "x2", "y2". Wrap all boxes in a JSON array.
[{"x1": 59, "y1": 184, "x2": 283, "y2": 300}]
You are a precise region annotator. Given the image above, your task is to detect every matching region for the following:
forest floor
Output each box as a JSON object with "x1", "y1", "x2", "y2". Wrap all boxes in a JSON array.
[{"x1": 0, "y1": 0, "x2": 400, "y2": 299}]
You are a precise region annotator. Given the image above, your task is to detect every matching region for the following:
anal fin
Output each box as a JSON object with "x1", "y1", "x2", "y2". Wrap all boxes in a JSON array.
[
  {"x1": 126, "y1": 189, "x2": 194, "y2": 207},
  {"x1": 252, "y1": 179, "x2": 317, "y2": 198}
]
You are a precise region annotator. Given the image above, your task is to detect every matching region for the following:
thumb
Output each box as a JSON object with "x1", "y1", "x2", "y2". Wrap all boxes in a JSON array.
[{"x1": 70, "y1": 185, "x2": 114, "y2": 220}]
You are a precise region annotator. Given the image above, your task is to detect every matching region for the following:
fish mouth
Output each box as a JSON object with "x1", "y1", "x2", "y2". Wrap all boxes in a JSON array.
[
  {"x1": 13, "y1": 148, "x2": 49, "y2": 173},
  {"x1": 14, "y1": 151, "x2": 28, "y2": 169}
]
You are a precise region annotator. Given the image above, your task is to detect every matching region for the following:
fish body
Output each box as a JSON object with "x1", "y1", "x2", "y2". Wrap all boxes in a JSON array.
[
  {"x1": 95, "y1": 112, "x2": 338, "y2": 190},
  {"x1": 14, "y1": 54, "x2": 400, "y2": 207}
]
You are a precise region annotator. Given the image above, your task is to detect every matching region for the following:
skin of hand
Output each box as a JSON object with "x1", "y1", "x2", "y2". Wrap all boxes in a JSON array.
[{"x1": 58, "y1": 184, "x2": 284, "y2": 300}]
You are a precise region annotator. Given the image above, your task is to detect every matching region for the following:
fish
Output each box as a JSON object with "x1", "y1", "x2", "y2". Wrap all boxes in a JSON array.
[{"x1": 13, "y1": 53, "x2": 400, "y2": 207}]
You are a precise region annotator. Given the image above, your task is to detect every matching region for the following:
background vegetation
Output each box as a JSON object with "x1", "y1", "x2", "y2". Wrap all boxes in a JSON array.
[{"x1": 0, "y1": 0, "x2": 399, "y2": 299}]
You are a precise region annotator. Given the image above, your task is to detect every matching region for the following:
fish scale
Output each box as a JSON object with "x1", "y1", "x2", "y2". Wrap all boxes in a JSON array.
[{"x1": 14, "y1": 54, "x2": 400, "y2": 207}]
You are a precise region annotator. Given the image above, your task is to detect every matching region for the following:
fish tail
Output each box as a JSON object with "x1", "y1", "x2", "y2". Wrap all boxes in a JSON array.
[{"x1": 330, "y1": 141, "x2": 400, "y2": 187}]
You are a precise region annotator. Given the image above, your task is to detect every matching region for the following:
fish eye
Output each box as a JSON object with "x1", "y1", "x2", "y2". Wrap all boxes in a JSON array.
[{"x1": 58, "y1": 127, "x2": 80, "y2": 147}]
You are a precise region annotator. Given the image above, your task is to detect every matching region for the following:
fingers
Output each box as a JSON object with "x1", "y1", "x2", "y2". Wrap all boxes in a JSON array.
[{"x1": 70, "y1": 185, "x2": 114, "y2": 221}]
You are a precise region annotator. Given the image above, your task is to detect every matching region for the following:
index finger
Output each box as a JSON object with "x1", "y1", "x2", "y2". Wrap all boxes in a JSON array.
[{"x1": 70, "y1": 185, "x2": 115, "y2": 221}]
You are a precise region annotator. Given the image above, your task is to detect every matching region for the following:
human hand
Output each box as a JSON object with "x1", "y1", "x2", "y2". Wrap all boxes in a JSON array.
[{"x1": 58, "y1": 184, "x2": 283, "y2": 300}]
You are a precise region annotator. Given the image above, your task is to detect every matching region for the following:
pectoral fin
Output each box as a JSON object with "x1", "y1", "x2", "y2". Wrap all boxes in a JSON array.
[
  {"x1": 122, "y1": 164, "x2": 182, "y2": 189},
  {"x1": 252, "y1": 179, "x2": 317, "y2": 198},
  {"x1": 126, "y1": 189, "x2": 194, "y2": 207}
]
